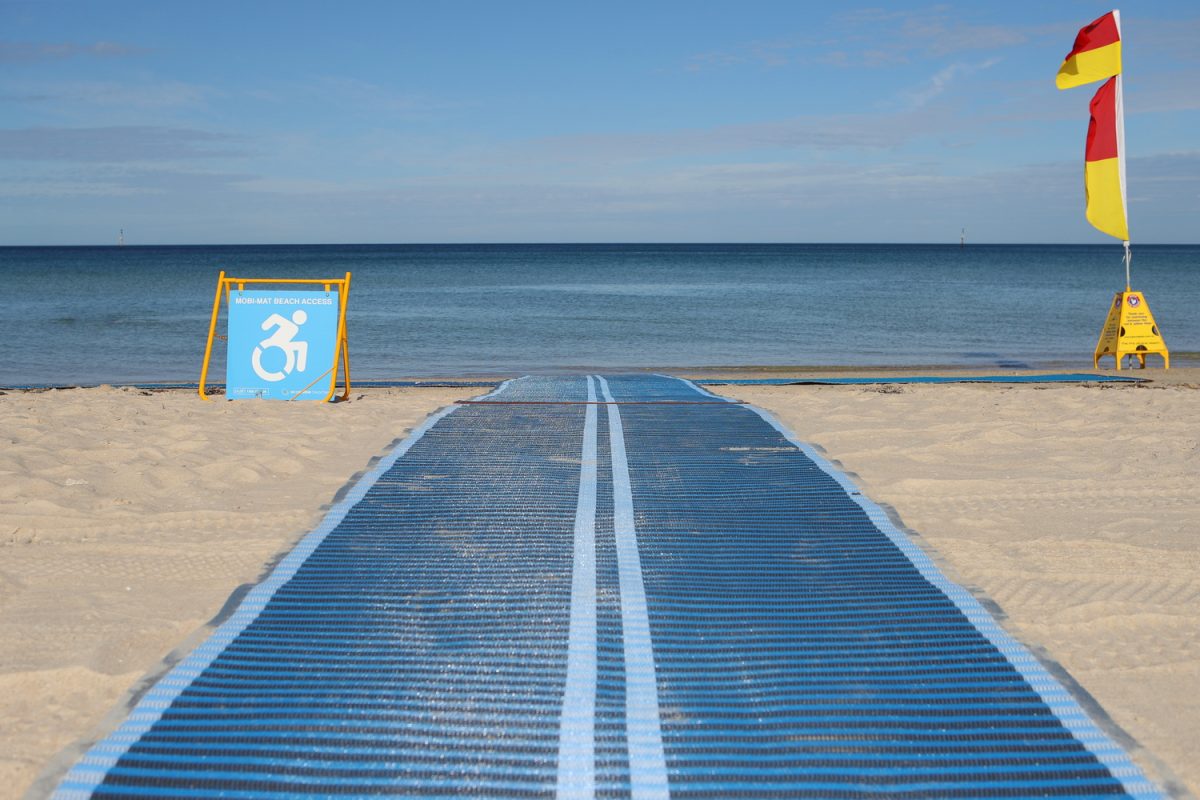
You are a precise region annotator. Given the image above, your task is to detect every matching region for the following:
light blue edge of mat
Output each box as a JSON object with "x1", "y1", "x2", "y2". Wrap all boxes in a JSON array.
[
  {"x1": 677, "y1": 376, "x2": 1164, "y2": 800},
  {"x1": 51, "y1": 379, "x2": 515, "y2": 800}
]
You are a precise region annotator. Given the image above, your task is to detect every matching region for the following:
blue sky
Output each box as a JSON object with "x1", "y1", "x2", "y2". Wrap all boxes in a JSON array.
[{"x1": 2, "y1": 1, "x2": 1197, "y2": 244}]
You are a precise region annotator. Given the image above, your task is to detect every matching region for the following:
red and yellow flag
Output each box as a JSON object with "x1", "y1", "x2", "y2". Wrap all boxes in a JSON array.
[
  {"x1": 1084, "y1": 76, "x2": 1129, "y2": 241},
  {"x1": 1056, "y1": 11, "x2": 1122, "y2": 89}
]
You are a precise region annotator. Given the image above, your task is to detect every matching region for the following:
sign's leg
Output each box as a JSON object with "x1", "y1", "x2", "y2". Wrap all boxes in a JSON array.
[
  {"x1": 199, "y1": 272, "x2": 227, "y2": 400},
  {"x1": 339, "y1": 340, "x2": 351, "y2": 401}
]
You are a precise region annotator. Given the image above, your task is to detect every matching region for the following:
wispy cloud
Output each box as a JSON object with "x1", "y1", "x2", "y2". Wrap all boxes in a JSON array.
[
  {"x1": 685, "y1": 7, "x2": 1041, "y2": 72},
  {"x1": 887, "y1": 12, "x2": 1032, "y2": 57},
  {"x1": 248, "y1": 76, "x2": 460, "y2": 122},
  {"x1": 898, "y1": 57, "x2": 1001, "y2": 109},
  {"x1": 686, "y1": 36, "x2": 817, "y2": 72},
  {"x1": 0, "y1": 76, "x2": 216, "y2": 112},
  {"x1": 314, "y1": 77, "x2": 446, "y2": 116},
  {"x1": 833, "y1": 6, "x2": 1047, "y2": 59},
  {"x1": 0, "y1": 161, "x2": 256, "y2": 199},
  {"x1": 362, "y1": 150, "x2": 1200, "y2": 241},
  {"x1": 0, "y1": 92, "x2": 53, "y2": 104},
  {"x1": 0, "y1": 126, "x2": 246, "y2": 162},
  {"x1": 487, "y1": 104, "x2": 971, "y2": 175},
  {"x1": 6, "y1": 147, "x2": 1195, "y2": 243},
  {"x1": 1129, "y1": 17, "x2": 1200, "y2": 62},
  {"x1": 1126, "y1": 69, "x2": 1200, "y2": 115},
  {"x1": 0, "y1": 41, "x2": 150, "y2": 63}
]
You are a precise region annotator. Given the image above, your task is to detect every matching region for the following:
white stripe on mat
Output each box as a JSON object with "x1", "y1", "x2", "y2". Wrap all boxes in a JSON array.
[
  {"x1": 556, "y1": 375, "x2": 599, "y2": 798},
  {"x1": 597, "y1": 376, "x2": 670, "y2": 800}
]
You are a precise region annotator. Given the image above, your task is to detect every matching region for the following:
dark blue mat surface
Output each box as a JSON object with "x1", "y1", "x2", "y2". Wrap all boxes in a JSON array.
[{"x1": 55, "y1": 376, "x2": 1161, "y2": 799}]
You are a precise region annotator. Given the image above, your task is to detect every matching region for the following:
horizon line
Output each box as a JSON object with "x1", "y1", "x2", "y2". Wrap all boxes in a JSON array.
[{"x1": 4, "y1": 241, "x2": 1197, "y2": 248}]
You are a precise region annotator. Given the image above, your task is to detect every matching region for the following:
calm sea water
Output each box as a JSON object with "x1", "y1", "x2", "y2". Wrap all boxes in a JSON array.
[{"x1": 0, "y1": 243, "x2": 1196, "y2": 385}]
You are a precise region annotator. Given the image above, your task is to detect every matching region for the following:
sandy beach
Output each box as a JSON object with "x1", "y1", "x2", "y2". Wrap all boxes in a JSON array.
[
  {"x1": 3, "y1": 374, "x2": 1198, "y2": 797},
  {"x1": 720, "y1": 372, "x2": 1200, "y2": 797},
  {"x1": 1, "y1": 385, "x2": 475, "y2": 797}
]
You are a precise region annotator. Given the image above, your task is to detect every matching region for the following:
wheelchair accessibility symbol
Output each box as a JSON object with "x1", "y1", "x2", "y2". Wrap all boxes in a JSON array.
[
  {"x1": 225, "y1": 290, "x2": 340, "y2": 400},
  {"x1": 252, "y1": 310, "x2": 310, "y2": 382}
]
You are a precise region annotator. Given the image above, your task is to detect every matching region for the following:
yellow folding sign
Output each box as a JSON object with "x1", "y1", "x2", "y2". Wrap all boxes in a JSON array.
[
  {"x1": 199, "y1": 272, "x2": 352, "y2": 401},
  {"x1": 1094, "y1": 290, "x2": 1169, "y2": 370}
]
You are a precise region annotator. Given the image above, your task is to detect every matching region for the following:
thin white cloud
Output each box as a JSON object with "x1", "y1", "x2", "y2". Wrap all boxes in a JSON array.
[
  {"x1": 686, "y1": 7, "x2": 1041, "y2": 72},
  {"x1": 0, "y1": 177, "x2": 146, "y2": 198},
  {"x1": 685, "y1": 36, "x2": 817, "y2": 71},
  {"x1": 5, "y1": 149, "x2": 1196, "y2": 243},
  {"x1": 895, "y1": 16, "x2": 1032, "y2": 57},
  {"x1": 1128, "y1": 17, "x2": 1200, "y2": 62},
  {"x1": 1126, "y1": 72, "x2": 1200, "y2": 115},
  {"x1": 0, "y1": 41, "x2": 150, "y2": 63},
  {"x1": 233, "y1": 176, "x2": 380, "y2": 195},
  {"x1": 0, "y1": 162, "x2": 255, "y2": 198},
  {"x1": 899, "y1": 57, "x2": 1001, "y2": 109},
  {"x1": 8, "y1": 79, "x2": 214, "y2": 109},
  {"x1": 0, "y1": 126, "x2": 246, "y2": 162},
  {"x1": 488, "y1": 110, "x2": 939, "y2": 171},
  {"x1": 249, "y1": 76, "x2": 460, "y2": 122}
]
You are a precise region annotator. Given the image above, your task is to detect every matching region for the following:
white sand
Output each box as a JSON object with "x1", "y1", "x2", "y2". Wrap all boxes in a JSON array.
[
  {"x1": 0, "y1": 386, "x2": 473, "y2": 797},
  {"x1": 3, "y1": 376, "x2": 1197, "y2": 797}
]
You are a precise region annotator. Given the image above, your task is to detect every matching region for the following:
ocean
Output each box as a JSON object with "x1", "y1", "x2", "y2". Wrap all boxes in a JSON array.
[{"x1": 0, "y1": 243, "x2": 1195, "y2": 386}]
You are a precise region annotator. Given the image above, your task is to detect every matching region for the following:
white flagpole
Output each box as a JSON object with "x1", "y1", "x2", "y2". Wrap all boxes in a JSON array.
[
  {"x1": 1117, "y1": 72, "x2": 1131, "y2": 290},
  {"x1": 1113, "y1": 10, "x2": 1131, "y2": 290}
]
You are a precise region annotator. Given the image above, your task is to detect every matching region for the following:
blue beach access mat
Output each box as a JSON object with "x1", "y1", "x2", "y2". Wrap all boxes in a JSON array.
[{"x1": 55, "y1": 375, "x2": 1161, "y2": 799}]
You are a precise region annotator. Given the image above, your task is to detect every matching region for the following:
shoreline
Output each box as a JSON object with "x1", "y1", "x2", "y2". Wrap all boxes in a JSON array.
[
  {"x1": 5, "y1": 242, "x2": 1200, "y2": 249},
  {"x1": 3, "y1": 376, "x2": 1197, "y2": 797},
  {"x1": 5, "y1": 361, "x2": 1199, "y2": 392}
]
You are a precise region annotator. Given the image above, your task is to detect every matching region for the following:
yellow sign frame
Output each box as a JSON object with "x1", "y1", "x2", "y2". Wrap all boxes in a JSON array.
[
  {"x1": 1093, "y1": 289, "x2": 1169, "y2": 370},
  {"x1": 199, "y1": 271, "x2": 352, "y2": 401}
]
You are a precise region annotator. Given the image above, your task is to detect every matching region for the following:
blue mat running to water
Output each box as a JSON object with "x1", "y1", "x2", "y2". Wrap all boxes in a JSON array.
[{"x1": 54, "y1": 375, "x2": 1161, "y2": 799}]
